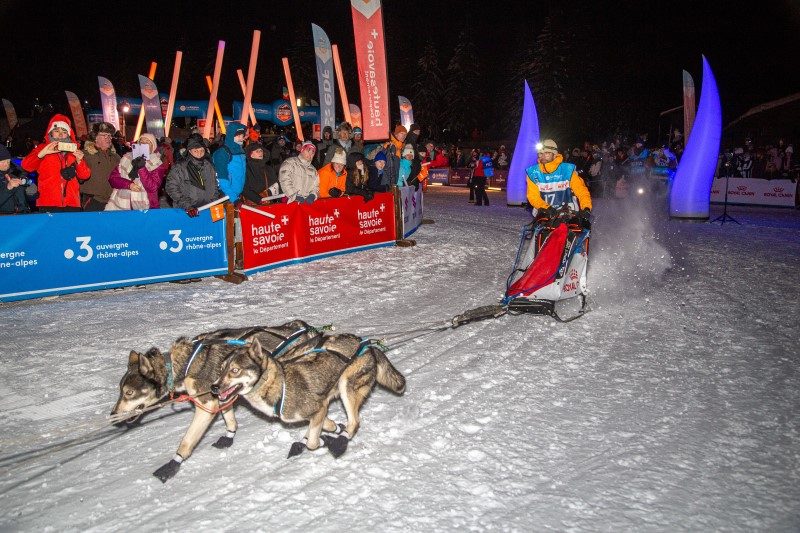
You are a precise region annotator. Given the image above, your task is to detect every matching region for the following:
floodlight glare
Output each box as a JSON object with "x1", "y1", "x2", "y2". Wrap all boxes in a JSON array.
[{"x1": 535, "y1": 142, "x2": 544, "y2": 151}]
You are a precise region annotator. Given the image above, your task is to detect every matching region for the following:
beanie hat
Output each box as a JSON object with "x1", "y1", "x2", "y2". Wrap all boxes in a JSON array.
[
  {"x1": 246, "y1": 142, "x2": 264, "y2": 156},
  {"x1": 0, "y1": 145, "x2": 11, "y2": 161},
  {"x1": 374, "y1": 151, "x2": 387, "y2": 163},
  {"x1": 393, "y1": 124, "x2": 407, "y2": 136},
  {"x1": 409, "y1": 123, "x2": 420, "y2": 133},
  {"x1": 300, "y1": 140, "x2": 317, "y2": 152},
  {"x1": 402, "y1": 144, "x2": 415, "y2": 157},
  {"x1": 138, "y1": 133, "x2": 158, "y2": 150},
  {"x1": 186, "y1": 136, "x2": 206, "y2": 150},
  {"x1": 352, "y1": 127, "x2": 362, "y2": 135},
  {"x1": 231, "y1": 125, "x2": 247, "y2": 137},
  {"x1": 331, "y1": 149, "x2": 347, "y2": 165}
]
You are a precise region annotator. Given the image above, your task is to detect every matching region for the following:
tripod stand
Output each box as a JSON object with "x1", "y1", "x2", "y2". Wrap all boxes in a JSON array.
[{"x1": 711, "y1": 171, "x2": 740, "y2": 225}]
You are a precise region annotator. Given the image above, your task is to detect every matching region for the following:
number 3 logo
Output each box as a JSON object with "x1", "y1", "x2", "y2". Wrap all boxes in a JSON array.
[
  {"x1": 75, "y1": 236, "x2": 94, "y2": 262},
  {"x1": 168, "y1": 230, "x2": 183, "y2": 253}
]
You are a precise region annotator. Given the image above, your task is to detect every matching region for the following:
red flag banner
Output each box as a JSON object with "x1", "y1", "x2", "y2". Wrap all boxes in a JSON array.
[
  {"x1": 682, "y1": 70, "x2": 696, "y2": 143},
  {"x1": 350, "y1": 0, "x2": 389, "y2": 140}
]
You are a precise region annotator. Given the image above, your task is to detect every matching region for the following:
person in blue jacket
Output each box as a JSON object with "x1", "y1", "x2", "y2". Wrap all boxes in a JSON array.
[{"x1": 212, "y1": 124, "x2": 247, "y2": 203}]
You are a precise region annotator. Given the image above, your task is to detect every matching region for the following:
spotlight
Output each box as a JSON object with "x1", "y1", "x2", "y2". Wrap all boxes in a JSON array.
[
  {"x1": 535, "y1": 142, "x2": 543, "y2": 151},
  {"x1": 637, "y1": 187, "x2": 645, "y2": 195}
]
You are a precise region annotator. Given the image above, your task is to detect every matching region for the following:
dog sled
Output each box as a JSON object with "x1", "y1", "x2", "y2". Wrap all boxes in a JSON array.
[{"x1": 451, "y1": 206, "x2": 590, "y2": 325}]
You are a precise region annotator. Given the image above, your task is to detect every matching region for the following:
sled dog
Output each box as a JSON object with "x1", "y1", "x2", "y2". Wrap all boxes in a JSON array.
[
  {"x1": 213, "y1": 333, "x2": 406, "y2": 458},
  {"x1": 110, "y1": 320, "x2": 321, "y2": 482}
]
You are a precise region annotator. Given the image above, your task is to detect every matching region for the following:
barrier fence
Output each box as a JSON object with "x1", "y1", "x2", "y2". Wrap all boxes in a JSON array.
[
  {"x1": 425, "y1": 168, "x2": 509, "y2": 189},
  {"x1": 0, "y1": 186, "x2": 423, "y2": 302},
  {"x1": 710, "y1": 177, "x2": 797, "y2": 207}
]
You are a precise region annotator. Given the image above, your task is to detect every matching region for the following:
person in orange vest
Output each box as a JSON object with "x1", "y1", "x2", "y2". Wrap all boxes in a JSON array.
[{"x1": 318, "y1": 148, "x2": 347, "y2": 198}]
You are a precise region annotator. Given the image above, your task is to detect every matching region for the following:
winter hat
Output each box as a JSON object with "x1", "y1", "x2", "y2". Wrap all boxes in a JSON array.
[
  {"x1": 95, "y1": 122, "x2": 116, "y2": 136},
  {"x1": 374, "y1": 151, "x2": 387, "y2": 163},
  {"x1": 393, "y1": 124, "x2": 407, "y2": 136},
  {"x1": 337, "y1": 121, "x2": 353, "y2": 133},
  {"x1": 331, "y1": 149, "x2": 347, "y2": 165},
  {"x1": 186, "y1": 136, "x2": 206, "y2": 150},
  {"x1": 0, "y1": 145, "x2": 10, "y2": 161},
  {"x1": 246, "y1": 142, "x2": 264, "y2": 156},
  {"x1": 409, "y1": 123, "x2": 420, "y2": 133},
  {"x1": 138, "y1": 133, "x2": 158, "y2": 150},
  {"x1": 49, "y1": 120, "x2": 72, "y2": 135},
  {"x1": 352, "y1": 127, "x2": 363, "y2": 136},
  {"x1": 231, "y1": 124, "x2": 247, "y2": 137},
  {"x1": 300, "y1": 140, "x2": 317, "y2": 152},
  {"x1": 402, "y1": 144, "x2": 415, "y2": 157}
]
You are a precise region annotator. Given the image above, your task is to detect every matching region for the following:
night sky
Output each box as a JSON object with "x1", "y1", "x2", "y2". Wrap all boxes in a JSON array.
[{"x1": 2, "y1": 0, "x2": 798, "y2": 139}]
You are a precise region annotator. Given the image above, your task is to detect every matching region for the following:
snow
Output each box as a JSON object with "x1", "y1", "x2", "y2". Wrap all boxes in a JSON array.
[{"x1": 1, "y1": 186, "x2": 799, "y2": 531}]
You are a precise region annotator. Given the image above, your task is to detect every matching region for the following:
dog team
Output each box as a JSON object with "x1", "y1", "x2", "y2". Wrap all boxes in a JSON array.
[{"x1": 110, "y1": 320, "x2": 406, "y2": 483}]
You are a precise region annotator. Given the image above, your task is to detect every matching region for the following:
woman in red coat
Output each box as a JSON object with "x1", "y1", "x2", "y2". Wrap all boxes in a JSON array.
[{"x1": 21, "y1": 114, "x2": 90, "y2": 211}]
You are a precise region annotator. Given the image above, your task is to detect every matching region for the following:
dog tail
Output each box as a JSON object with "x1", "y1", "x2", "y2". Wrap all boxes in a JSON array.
[{"x1": 373, "y1": 347, "x2": 405, "y2": 394}]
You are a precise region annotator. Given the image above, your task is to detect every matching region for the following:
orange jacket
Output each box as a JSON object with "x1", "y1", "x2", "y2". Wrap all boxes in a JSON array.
[
  {"x1": 525, "y1": 154, "x2": 592, "y2": 211},
  {"x1": 22, "y1": 114, "x2": 90, "y2": 208},
  {"x1": 318, "y1": 162, "x2": 347, "y2": 198}
]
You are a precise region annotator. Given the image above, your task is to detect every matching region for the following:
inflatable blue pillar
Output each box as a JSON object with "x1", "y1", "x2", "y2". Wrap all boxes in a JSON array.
[
  {"x1": 506, "y1": 80, "x2": 540, "y2": 206},
  {"x1": 669, "y1": 56, "x2": 722, "y2": 220}
]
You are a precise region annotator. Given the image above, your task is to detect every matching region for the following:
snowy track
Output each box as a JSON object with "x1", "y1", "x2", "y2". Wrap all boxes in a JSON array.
[{"x1": 1, "y1": 186, "x2": 799, "y2": 531}]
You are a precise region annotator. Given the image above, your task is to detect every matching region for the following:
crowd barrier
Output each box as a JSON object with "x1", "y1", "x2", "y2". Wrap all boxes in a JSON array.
[
  {"x1": 0, "y1": 187, "x2": 424, "y2": 302},
  {"x1": 710, "y1": 177, "x2": 797, "y2": 207},
  {"x1": 426, "y1": 168, "x2": 509, "y2": 189}
]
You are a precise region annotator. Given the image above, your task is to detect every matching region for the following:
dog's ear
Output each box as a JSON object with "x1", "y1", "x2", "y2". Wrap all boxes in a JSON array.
[
  {"x1": 248, "y1": 338, "x2": 263, "y2": 363},
  {"x1": 128, "y1": 351, "x2": 140, "y2": 368},
  {"x1": 138, "y1": 352, "x2": 155, "y2": 378}
]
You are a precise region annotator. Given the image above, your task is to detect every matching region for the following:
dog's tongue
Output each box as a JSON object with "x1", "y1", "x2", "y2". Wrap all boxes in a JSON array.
[{"x1": 219, "y1": 386, "x2": 237, "y2": 401}]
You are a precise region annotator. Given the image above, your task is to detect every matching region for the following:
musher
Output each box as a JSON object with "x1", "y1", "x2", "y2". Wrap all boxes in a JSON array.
[{"x1": 526, "y1": 138, "x2": 592, "y2": 230}]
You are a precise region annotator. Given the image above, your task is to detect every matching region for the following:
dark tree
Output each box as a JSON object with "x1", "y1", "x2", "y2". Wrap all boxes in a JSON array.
[{"x1": 411, "y1": 40, "x2": 446, "y2": 139}]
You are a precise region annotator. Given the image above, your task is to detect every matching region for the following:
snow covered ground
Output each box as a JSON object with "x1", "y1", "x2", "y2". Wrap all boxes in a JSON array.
[{"x1": 1, "y1": 186, "x2": 798, "y2": 531}]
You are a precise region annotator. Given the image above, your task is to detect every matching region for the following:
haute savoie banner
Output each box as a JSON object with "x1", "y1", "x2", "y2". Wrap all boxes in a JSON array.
[
  {"x1": 350, "y1": 0, "x2": 389, "y2": 140},
  {"x1": 240, "y1": 193, "x2": 396, "y2": 272}
]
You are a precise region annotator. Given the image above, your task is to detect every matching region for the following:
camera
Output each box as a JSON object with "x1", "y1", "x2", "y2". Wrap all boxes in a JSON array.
[
  {"x1": 6, "y1": 167, "x2": 33, "y2": 186},
  {"x1": 57, "y1": 142, "x2": 77, "y2": 153}
]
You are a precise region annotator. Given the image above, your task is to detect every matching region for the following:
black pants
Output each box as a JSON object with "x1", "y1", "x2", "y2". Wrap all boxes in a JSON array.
[
  {"x1": 81, "y1": 194, "x2": 107, "y2": 211},
  {"x1": 473, "y1": 176, "x2": 489, "y2": 206}
]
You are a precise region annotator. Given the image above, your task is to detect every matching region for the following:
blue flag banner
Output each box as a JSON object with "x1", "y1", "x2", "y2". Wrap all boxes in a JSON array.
[
  {"x1": 312, "y1": 24, "x2": 336, "y2": 132},
  {"x1": 0, "y1": 210, "x2": 228, "y2": 302}
]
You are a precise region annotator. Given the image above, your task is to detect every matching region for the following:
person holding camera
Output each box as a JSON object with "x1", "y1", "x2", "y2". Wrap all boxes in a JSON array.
[
  {"x1": 0, "y1": 146, "x2": 36, "y2": 214},
  {"x1": 80, "y1": 122, "x2": 120, "y2": 211},
  {"x1": 21, "y1": 114, "x2": 89, "y2": 212}
]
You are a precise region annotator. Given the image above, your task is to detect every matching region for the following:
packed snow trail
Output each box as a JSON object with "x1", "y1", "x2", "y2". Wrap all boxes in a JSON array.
[{"x1": 1, "y1": 187, "x2": 798, "y2": 531}]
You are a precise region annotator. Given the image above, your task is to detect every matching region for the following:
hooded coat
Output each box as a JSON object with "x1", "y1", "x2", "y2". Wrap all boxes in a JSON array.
[
  {"x1": 212, "y1": 129, "x2": 246, "y2": 202},
  {"x1": 318, "y1": 162, "x2": 347, "y2": 198},
  {"x1": 278, "y1": 155, "x2": 319, "y2": 202},
  {"x1": 80, "y1": 140, "x2": 120, "y2": 206},
  {"x1": 108, "y1": 145, "x2": 168, "y2": 209},
  {"x1": 21, "y1": 114, "x2": 90, "y2": 208}
]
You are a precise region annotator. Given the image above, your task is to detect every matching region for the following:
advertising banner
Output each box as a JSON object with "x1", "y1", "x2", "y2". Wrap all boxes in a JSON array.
[
  {"x1": 449, "y1": 168, "x2": 473, "y2": 187},
  {"x1": 138, "y1": 75, "x2": 165, "y2": 139},
  {"x1": 312, "y1": 23, "x2": 336, "y2": 133},
  {"x1": 240, "y1": 193, "x2": 396, "y2": 273},
  {"x1": 400, "y1": 186, "x2": 424, "y2": 237},
  {"x1": 2, "y1": 98, "x2": 18, "y2": 130},
  {"x1": 710, "y1": 177, "x2": 796, "y2": 207},
  {"x1": 0, "y1": 209, "x2": 228, "y2": 302},
  {"x1": 97, "y1": 76, "x2": 120, "y2": 131},
  {"x1": 683, "y1": 70, "x2": 696, "y2": 142},
  {"x1": 428, "y1": 168, "x2": 450, "y2": 185},
  {"x1": 65, "y1": 91, "x2": 88, "y2": 139},
  {"x1": 489, "y1": 169, "x2": 508, "y2": 189},
  {"x1": 398, "y1": 96, "x2": 414, "y2": 132},
  {"x1": 350, "y1": 0, "x2": 390, "y2": 140},
  {"x1": 349, "y1": 104, "x2": 362, "y2": 129}
]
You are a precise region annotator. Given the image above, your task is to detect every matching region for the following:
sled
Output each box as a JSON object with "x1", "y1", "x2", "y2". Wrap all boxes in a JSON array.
[{"x1": 502, "y1": 209, "x2": 590, "y2": 321}]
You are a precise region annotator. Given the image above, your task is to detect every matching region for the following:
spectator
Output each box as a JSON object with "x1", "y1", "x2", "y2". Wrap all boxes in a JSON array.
[
  {"x1": 318, "y1": 148, "x2": 348, "y2": 199},
  {"x1": 351, "y1": 127, "x2": 365, "y2": 154},
  {"x1": 278, "y1": 140, "x2": 319, "y2": 204},
  {"x1": 369, "y1": 151, "x2": 391, "y2": 192},
  {"x1": 398, "y1": 144, "x2": 421, "y2": 188},
  {"x1": 386, "y1": 124, "x2": 407, "y2": 161},
  {"x1": 467, "y1": 148, "x2": 479, "y2": 202},
  {"x1": 495, "y1": 145, "x2": 510, "y2": 169},
  {"x1": 323, "y1": 121, "x2": 355, "y2": 166},
  {"x1": 268, "y1": 134, "x2": 291, "y2": 169},
  {"x1": 165, "y1": 136, "x2": 220, "y2": 216},
  {"x1": 473, "y1": 149, "x2": 491, "y2": 206},
  {"x1": 406, "y1": 123, "x2": 421, "y2": 154},
  {"x1": 346, "y1": 158, "x2": 374, "y2": 201},
  {"x1": 107, "y1": 133, "x2": 168, "y2": 210},
  {"x1": 213, "y1": 124, "x2": 247, "y2": 203},
  {"x1": 429, "y1": 145, "x2": 450, "y2": 168},
  {"x1": 21, "y1": 114, "x2": 90, "y2": 212},
  {"x1": 316, "y1": 125, "x2": 334, "y2": 167},
  {"x1": 0, "y1": 145, "x2": 35, "y2": 214},
  {"x1": 241, "y1": 142, "x2": 278, "y2": 206},
  {"x1": 80, "y1": 122, "x2": 119, "y2": 211}
]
